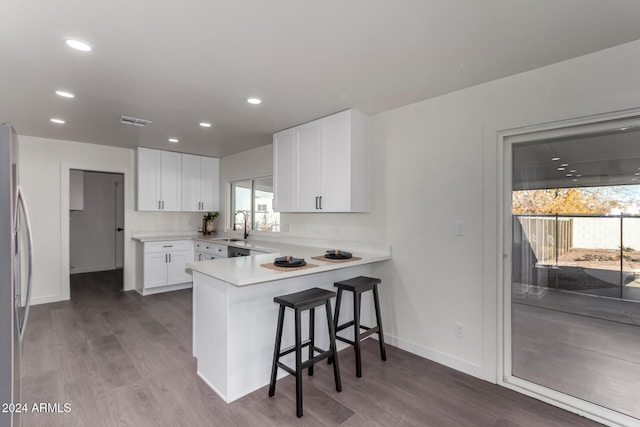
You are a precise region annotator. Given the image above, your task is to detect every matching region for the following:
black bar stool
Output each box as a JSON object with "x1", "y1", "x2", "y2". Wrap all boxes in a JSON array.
[
  {"x1": 333, "y1": 276, "x2": 387, "y2": 377},
  {"x1": 268, "y1": 287, "x2": 342, "y2": 418}
]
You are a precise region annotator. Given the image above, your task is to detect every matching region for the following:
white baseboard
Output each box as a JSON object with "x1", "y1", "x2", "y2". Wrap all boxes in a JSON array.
[
  {"x1": 385, "y1": 333, "x2": 484, "y2": 379},
  {"x1": 31, "y1": 294, "x2": 68, "y2": 306},
  {"x1": 70, "y1": 265, "x2": 116, "y2": 274}
]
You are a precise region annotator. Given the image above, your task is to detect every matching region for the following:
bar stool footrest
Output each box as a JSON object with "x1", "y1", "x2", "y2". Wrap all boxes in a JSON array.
[
  {"x1": 279, "y1": 340, "x2": 312, "y2": 357},
  {"x1": 276, "y1": 348, "x2": 333, "y2": 374}
]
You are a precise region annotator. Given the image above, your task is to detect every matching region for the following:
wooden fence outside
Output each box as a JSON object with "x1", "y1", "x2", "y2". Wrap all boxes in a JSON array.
[{"x1": 516, "y1": 216, "x2": 573, "y2": 264}]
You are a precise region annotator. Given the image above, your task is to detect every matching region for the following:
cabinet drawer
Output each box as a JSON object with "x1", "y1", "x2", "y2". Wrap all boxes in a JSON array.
[
  {"x1": 145, "y1": 240, "x2": 192, "y2": 253},
  {"x1": 201, "y1": 243, "x2": 227, "y2": 257}
]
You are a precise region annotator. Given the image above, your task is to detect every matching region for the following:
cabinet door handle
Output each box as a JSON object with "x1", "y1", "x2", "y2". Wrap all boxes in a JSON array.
[
  {"x1": 315, "y1": 196, "x2": 319, "y2": 209},
  {"x1": 158, "y1": 200, "x2": 161, "y2": 210},
  {"x1": 162, "y1": 200, "x2": 165, "y2": 210},
  {"x1": 169, "y1": 253, "x2": 171, "y2": 263},
  {"x1": 319, "y1": 196, "x2": 322, "y2": 210},
  {"x1": 162, "y1": 245, "x2": 173, "y2": 248},
  {"x1": 165, "y1": 254, "x2": 168, "y2": 263}
]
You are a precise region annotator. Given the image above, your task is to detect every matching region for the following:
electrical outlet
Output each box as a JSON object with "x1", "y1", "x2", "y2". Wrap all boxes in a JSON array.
[
  {"x1": 455, "y1": 220, "x2": 464, "y2": 236},
  {"x1": 455, "y1": 322, "x2": 464, "y2": 338}
]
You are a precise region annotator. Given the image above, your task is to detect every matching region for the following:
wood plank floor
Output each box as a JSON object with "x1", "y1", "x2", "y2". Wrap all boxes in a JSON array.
[
  {"x1": 21, "y1": 271, "x2": 600, "y2": 426},
  {"x1": 513, "y1": 301, "x2": 640, "y2": 420}
]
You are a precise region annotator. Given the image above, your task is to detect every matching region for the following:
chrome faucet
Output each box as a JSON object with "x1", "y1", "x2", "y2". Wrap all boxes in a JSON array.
[{"x1": 234, "y1": 211, "x2": 249, "y2": 239}]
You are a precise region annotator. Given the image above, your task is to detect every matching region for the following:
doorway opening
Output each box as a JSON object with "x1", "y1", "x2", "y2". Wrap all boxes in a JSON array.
[
  {"x1": 505, "y1": 116, "x2": 640, "y2": 423},
  {"x1": 69, "y1": 170, "x2": 125, "y2": 292}
]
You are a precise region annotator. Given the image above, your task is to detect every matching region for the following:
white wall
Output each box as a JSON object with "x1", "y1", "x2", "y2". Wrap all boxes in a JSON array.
[
  {"x1": 18, "y1": 136, "x2": 202, "y2": 304},
  {"x1": 219, "y1": 40, "x2": 640, "y2": 383},
  {"x1": 573, "y1": 217, "x2": 640, "y2": 250},
  {"x1": 69, "y1": 171, "x2": 123, "y2": 274}
]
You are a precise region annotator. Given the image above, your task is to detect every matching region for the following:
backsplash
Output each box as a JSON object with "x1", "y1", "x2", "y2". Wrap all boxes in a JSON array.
[{"x1": 130, "y1": 211, "x2": 205, "y2": 234}]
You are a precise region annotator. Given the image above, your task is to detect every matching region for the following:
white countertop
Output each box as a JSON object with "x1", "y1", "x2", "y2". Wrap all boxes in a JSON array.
[
  {"x1": 188, "y1": 242, "x2": 390, "y2": 286},
  {"x1": 131, "y1": 232, "x2": 391, "y2": 286},
  {"x1": 190, "y1": 240, "x2": 392, "y2": 287}
]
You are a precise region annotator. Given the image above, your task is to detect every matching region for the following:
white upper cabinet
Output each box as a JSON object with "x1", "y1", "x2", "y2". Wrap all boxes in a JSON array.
[
  {"x1": 273, "y1": 128, "x2": 295, "y2": 212},
  {"x1": 273, "y1": 109, "x2": 370, "y2": 213},
  {"x1": 294, "y1": 121, "x2": 324, "y2": 211},
  {"x1": 136, "y1": 148, "x2": 182, "y2": 211},
  {"x1": 181, "y1": 154, "x2": 220, "y2": 212},
  {"x1": 199, "y1": 156, "x2": 220, "y2": 211},
  {"x1": 160, "y1": 151, "x2": 182, "y2": 211}
]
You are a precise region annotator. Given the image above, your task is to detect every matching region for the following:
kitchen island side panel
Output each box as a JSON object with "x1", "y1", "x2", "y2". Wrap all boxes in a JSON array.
[{"x1": 193, "y1": 271, "x2": 230, "y2": 400}]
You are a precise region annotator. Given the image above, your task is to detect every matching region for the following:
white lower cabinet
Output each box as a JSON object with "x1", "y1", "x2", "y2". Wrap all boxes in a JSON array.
[
  {"x1": 137, "y1": 240, "x2": 193, "y2": 295},
  {"x1": 194, "y1": 241, "x2": 227, "y2": 260}
]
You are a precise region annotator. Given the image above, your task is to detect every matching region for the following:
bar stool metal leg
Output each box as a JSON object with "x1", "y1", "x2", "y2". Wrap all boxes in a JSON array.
[
  {"x1": 308, "y1": 307, "x2": 315, "y2": 376},
  {"x1": 329, "y1": 289, "x2": 343, "y2": 365},
  {"x1": 353, "y1": 289, "x2": 362, "y2": 378},
  {"x1": 372, "y1": 284, "x2": 387, "y2": 361},
  {"x1": 325, "y1": 300, "x2": 342, "y2": 392},
  {"x1": 268, "y1": 305, "x2": 286, "y2": 397},
  {"x1": 294, "y1": 308, "x2": 303, "y2": 418}
]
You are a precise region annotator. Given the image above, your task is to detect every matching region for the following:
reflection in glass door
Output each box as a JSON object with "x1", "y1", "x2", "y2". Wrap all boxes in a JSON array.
[{"x1": 509, "y1": 124, "x2": 640, "y2": 421}]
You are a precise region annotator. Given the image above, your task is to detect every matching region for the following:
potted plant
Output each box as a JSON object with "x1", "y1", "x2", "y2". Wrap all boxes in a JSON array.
[{"x1": 203, "y1": 211, "x2": 219, "y2": 234}]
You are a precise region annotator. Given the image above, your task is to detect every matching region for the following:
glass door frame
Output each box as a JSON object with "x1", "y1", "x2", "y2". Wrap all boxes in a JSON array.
[{"x1": 497, "y1": 109, "x2": 640, "y2": 427}]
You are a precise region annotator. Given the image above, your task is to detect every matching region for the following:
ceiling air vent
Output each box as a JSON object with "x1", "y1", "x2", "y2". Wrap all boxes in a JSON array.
[{"x1": 120, "y1": 116, "x2": 152, "y2": 127}]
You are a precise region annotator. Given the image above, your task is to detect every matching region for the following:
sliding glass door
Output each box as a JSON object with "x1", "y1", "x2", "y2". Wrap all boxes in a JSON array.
[{"x1": 508, "y1": 121, "x2": 640, "y2": 421}]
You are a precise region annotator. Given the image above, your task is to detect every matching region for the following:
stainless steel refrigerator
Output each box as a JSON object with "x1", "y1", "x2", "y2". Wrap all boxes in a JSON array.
[{"x1": 0, "y1": 123, "x2": 33, "y2": 427}]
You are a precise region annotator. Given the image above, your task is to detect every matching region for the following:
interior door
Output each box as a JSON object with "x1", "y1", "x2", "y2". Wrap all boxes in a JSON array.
[{"x1": 115, "y1": 181, "x2": 124, "y2": 269}]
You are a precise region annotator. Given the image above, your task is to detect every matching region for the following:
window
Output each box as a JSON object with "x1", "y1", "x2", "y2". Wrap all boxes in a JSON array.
[{"x1": 230, "y1": 176, "x2": 280, "y2": 232}]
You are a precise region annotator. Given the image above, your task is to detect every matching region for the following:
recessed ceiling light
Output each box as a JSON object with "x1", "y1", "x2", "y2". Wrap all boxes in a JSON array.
[
  {"x1": 635, "y1": 172, "x2": 640, "y2": 176},
  {"x1": 247, "y1": 98, "x2": 262, "y2": 105},
  {"x1": 576, "y1": 174, "x2": 582, "y2": 177},
  {"x1": 620, "y1": 127, "x2": 629, "y2": 131},
  {"x1": 50, "y1": 118, "x2": 65, "y2": 124},
  {"x1": 551, "y1": 157, "x2": 560, "y2": 161},
  {"x1": 560, "y1": 163, "x2": 569, "y2": 167},
  {"x1": 573, "y1": 179, "x2": 578, "y2": 182},
  {"x1": 55, "y1": 90, "x2": 75, "y2": 98},
  {"x1": 199, "y1": 122, "x2": 212, "y2": 128},
  {"x1": 566, "y1": 174, "x2": 572, "y2": 177},
  {"x1": 633, "y1": 178, "x2": 638, "y2": 181},
  {"x1": 569, "y1": 170, "x2": 577, "y2": 173},
  {"x1": 65, "y1": 39, "x2": 92, "y2": 52},
  {"x1": 168, "y1": 138, "x2": 179, "y2": 143},
  {"x1": 557, "y1": 167, "x2": 565, "y2": 171}
]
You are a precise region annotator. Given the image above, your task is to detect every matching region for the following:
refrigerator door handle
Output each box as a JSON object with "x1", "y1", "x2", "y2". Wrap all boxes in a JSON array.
[{"x1": 14, "y1": 186, "x2": 33, "y2": 343}]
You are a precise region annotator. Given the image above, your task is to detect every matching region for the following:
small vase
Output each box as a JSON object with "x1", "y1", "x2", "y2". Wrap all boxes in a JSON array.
[{"x1": 206, "y1": 220, "x2": 214, "y2": 233}]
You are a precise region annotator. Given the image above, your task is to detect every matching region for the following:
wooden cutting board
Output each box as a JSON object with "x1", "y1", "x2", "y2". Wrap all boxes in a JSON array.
[{"x1": 260, "y1": 263, "x2": 319, "y2": 272}]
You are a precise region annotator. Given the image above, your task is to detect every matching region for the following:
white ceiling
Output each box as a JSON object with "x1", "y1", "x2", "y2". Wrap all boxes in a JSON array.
[
  {"x1": 2, "y1": 1, "x2": 640, "y2": 158},
  {"x1": 514, "y1": 127, "x2": 640, "y2": 191}
]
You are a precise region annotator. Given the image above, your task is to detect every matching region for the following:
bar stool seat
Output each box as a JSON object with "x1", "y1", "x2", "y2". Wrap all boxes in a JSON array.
[
  {"x1": 333, "y1": 276, "x2": 387, "y2": 378},
  {"x1": 268, "y1": 287, "x2": 342, "y2": 418}
]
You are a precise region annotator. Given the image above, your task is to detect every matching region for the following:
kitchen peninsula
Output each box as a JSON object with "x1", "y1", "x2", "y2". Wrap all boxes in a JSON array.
[{"x1": 187, "y1": 239, "x2": 391, "y2": 403}]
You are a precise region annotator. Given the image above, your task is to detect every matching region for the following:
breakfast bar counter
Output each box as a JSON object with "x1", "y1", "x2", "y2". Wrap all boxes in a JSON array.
[{"x1": 186, "y1": 239, "x2": 390, "y2": 403}]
